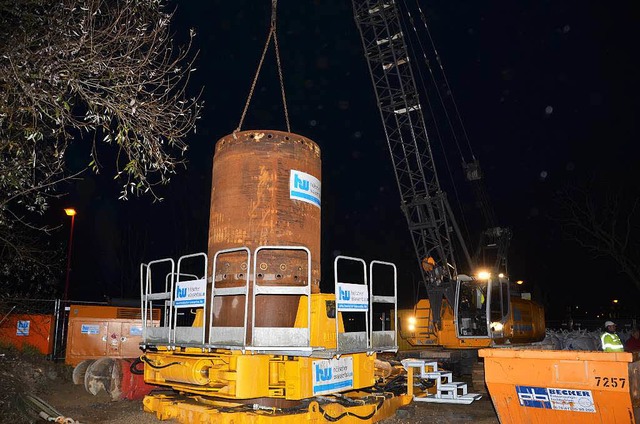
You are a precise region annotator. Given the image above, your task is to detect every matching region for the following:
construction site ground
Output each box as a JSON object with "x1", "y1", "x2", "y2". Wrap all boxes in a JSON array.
[{"x1": 1, "y1": 347, "x2": 499, "y2": 424}]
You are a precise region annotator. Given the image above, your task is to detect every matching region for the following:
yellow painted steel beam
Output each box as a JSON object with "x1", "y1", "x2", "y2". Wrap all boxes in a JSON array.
[
  {"x1": 143, "y1": 350, "x2": 377, "y2": 400},
  {"x1": 143, "y1": 392, "x2": 413, "y2": 424}
]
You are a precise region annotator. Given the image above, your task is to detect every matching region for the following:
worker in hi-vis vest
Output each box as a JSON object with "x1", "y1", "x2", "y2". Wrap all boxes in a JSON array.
[{"x1": 601, "y1": 320, "x2": 624, "y2": 352}]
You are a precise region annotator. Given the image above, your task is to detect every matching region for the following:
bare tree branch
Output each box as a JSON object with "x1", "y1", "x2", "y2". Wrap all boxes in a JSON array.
[
  {"x1": 555, "y1": 177, "x2": 640, "y2": 292},
  {"x1": 0, "y1": 0, "x2": 203, "y2": 294}
]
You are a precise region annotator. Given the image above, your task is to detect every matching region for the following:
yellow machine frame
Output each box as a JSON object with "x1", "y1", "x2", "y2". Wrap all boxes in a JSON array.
[
  {"x1": 139, "y1": 252, "x2": 408, "y2": 423},
  {"x1": 143, "y1": 391, "x2": 412, "y2": 424}
]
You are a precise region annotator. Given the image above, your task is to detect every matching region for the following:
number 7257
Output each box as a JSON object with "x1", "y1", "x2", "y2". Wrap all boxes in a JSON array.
[{"x1": 595, "y1": 376, "x2": 626, "y2": 388}]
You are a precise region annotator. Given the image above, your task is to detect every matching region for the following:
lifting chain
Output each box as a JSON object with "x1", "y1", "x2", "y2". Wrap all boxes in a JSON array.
[{"x1": 235, "y1": 0, "x2": 290, "y2": 135}]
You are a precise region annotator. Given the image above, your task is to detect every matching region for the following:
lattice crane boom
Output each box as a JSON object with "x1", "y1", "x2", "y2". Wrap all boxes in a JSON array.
[{"x1": 352, "y1": 0, "x2": 465, "y2": 284}]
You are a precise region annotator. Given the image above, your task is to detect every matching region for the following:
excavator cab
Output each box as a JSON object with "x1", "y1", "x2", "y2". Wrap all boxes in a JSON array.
[
  {"x1": 455, "y1": 276, "x2": 489, "y2": 337},
  {"x1": 454, "y1": 275, "x2": 510, "y2": 340}
]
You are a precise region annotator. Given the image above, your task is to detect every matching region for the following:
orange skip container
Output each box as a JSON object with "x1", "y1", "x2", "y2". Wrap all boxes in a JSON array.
[{"x1": 479, "y1": 348, "x2": 640, "y2": 423}]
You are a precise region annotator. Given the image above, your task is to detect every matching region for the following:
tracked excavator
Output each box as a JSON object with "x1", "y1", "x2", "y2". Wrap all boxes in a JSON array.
[{"x1": 351, "y1": 0, "x2": 545, "y2": 356}]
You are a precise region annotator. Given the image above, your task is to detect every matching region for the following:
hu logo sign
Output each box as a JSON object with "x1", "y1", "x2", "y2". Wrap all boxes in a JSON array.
[
  {"x1": 16, "y1": 320, "x2": 30, "y2": 336},
  {"x1": 335, "y1": 283, "x2": 368, "y2": 311},
  {"x1": 312, "y1": 357, "x2": 354, "y2": 395},
  {"x1": 174, "y1": 279, "x2": 207, "y2": 307},
  {"x1": 294, "y1": 174, "x2": 309, "y2": 191},
  {"x1": 315, "y1": 364, "x2": 332, "y2": 382},
  {"x1": 338, "y1": 287, "x2": 351, "y2": 301},
  {"x1": 289, "y1": 170, "x2": 321, "y2": 208}
]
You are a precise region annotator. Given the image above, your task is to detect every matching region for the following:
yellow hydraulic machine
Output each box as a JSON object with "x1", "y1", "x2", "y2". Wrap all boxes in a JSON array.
[
  {"x1": 139, "y1": 248, "x2": 411, "y2": 423},
  {"x1": 137, "y1": 130, "x2": 419, "y2": 423}
]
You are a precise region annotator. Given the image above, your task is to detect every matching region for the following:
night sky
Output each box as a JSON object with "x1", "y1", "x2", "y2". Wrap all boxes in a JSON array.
[{"x1": 48, "y1": 0, "x2": 639, "y2": 320}]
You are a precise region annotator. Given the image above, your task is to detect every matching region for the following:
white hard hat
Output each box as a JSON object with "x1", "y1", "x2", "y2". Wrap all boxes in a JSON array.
[{"x1": 605, "y1": 321, "x2": 616, "y2": 327}]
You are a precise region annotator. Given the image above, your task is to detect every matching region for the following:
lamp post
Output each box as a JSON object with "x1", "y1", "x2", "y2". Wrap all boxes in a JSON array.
[{"x1": 63, "y1": 208, "x2": 76, "y2": 301}]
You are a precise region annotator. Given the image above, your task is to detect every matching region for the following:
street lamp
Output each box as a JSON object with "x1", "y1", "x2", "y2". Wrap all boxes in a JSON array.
[{"x1": 63, "y1": 208, "x2": 76, "y2": 301}]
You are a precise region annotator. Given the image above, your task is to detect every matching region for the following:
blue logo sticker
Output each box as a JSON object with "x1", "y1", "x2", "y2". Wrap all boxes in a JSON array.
[
  {"x1": 177, "y1": 287, "x2": 187, "y2": 298},
  {"x1": 516, "y1": 385, "x2": 552, "y2": 409},
  {"x1": 290, "y1": 170, "x2": 321, "y2": 208},
  {"x1": 339, "y1": 287, "x2": 351, "y2": 301},
  {"x1": 294, "y1": 174, "x2": 310, "y2": 191},
  {"x1": 16, "y1": 320, "x2": 30, "y2": 336},
  {"x1": 81, "y1": 324, "x2": 101, "y2": 335},
  {"x1": 315, "y1": 363, "x2": 333, "y2": 382}
]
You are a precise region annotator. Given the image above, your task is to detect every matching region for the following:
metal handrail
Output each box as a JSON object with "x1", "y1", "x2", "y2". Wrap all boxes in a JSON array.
[
  {"x1": 251, "y1": 245, "x2": 312, "y2": 348},
  {"x1": 334, "y1": 255, "x2": 369, "y2": 352},
  {"x1": 173, "y1": 252, "x2": 208, "y2": 346},
  {"x1": 369, "y1": 260, "x2": 398, "y2": 351},
  {"x1": 209, "y1": 247, "x2": 251, "y2": 348},
  {"x1": 141, "y1": 257, "x2": 175, "y2": 345}
]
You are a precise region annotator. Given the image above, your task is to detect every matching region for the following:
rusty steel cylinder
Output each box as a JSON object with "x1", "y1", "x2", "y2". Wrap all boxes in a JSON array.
[{"x1": 208, "y1": 130, "x2": 321, "y2": 332}]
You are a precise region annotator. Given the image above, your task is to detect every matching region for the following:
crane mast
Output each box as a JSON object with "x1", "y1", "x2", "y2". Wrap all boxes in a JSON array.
[
  {"x1": 352, "y1": 0, "x2": 470, "y2": 302},
  {"x1": 465, "y1": 160, "x2": 512, "y2": 274}
]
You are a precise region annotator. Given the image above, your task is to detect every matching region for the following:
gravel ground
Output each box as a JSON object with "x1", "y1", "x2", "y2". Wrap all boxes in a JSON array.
[
  {"x1": 1, "y1": 346, "x2": 498, "y2": 424},
  {"x1": 383, "y1": 398, "x2": 499, "y2": 424},
  {"x1": 39, "y1": 383, "x2": 158, "y2": 424},
  {"x1": 40, "y1": 383, "x2": 498, "y2": 424},
  {"x1": 40, "y1": 390, "x2": 499, "y2": 424}
]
